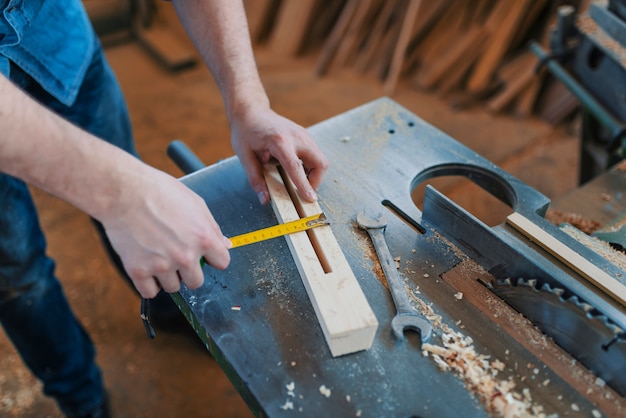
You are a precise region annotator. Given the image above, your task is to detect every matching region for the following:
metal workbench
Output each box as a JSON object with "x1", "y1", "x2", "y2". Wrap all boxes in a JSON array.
[{"x1": 172, "y1": 98, "x2": 621, "y2": 417}]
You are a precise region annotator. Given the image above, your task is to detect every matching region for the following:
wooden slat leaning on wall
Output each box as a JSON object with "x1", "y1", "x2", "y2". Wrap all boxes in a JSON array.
[
  {"x1": 251, "y1": 0, "x2": 588, "y2": 122},
  {"x1": 268, "y1": 0, "x2": 319, "y2": 56}
]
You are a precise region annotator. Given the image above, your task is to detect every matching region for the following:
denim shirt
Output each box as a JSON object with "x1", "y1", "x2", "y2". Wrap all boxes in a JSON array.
[{"x1": 0, "y1": 0, "x2": 95, "y2": 106}]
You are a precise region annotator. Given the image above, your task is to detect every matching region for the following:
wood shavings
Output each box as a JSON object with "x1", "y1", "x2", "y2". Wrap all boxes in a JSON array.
[
  {"x1": 280, "y1": 400, "x2": 294, "y2": 410},
  {"x1": 545, "y1": 209, "x2": 602, "y2": 234},
  {"x1": 319, "y1": 385, "x2": 331, "y2": 398},
  {"x1": 561, "y1": 223, "x2": 626, "y2": 271},
  {"x1": 491, "y1": 359, "x2": 505, "y2": 372},
  {"x1": 409, "y1": 288, "x2": 547, "y2": 417}
]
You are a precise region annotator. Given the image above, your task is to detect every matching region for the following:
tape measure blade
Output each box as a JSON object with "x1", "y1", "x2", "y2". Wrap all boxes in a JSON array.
[{"x1": 228, "y1": 213, "x2": 326, "y2": 248}]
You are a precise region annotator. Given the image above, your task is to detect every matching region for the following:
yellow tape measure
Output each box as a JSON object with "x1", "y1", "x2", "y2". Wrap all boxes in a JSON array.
[
  {"x1": 229, "y1": 212, "x2": 328, "y2": 248},
  {"x1": 201, "y1": 213, "x2": 328, "y2": 267}
]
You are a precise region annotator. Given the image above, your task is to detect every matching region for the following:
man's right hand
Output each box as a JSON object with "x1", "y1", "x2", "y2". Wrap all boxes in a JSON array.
[
  {"x1": 0, "y1": 74, "x2": 230, "y2": 299},
  {"x1": 98, "y1": 165, "x2": 232, "y2": 298}
]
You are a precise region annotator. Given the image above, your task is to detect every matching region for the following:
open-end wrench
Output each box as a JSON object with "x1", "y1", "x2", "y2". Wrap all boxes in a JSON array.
[{"x1": 357, "y1": 211, "x2": 432, "y2": 344}]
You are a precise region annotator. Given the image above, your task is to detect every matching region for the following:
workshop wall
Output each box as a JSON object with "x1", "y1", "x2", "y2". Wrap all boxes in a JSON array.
[{"x1": 245, "y1": 0, "x2": 590, "y2": 125}]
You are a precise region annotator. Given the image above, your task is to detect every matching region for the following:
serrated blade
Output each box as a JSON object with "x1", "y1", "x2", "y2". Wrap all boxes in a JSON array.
[{"x1": 491, "y1": 278, "x2": 626, "y2": 397}]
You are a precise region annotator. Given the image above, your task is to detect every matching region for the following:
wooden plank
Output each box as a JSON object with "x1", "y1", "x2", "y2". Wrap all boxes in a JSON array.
[
  {"x1": 402, "y1": 0, "x2": 451, "y2": 73},
  {"x1": 436, "y1": 27, "x2": 488, "y2": 94},
  {"x1": 496, "y1": 51, "x2": 536, "y2": 85},
  {"x1": 514, "y1": 65, "x2": 543, "y2": 117},
  {"x1": 537, "y1": 79, "x2": 580, "y2": 124},
  {"x1": 414, "y1": 25, "x2": 486, "y2": 90},
  {"x1": 264, "y1": 164, "x2": 379, "y2": 357},
  {"x1": 486, "y1": 64, "x2": 535, "y2": 113},
  {"x1": 354, "y1": 0, "x2": 399, "y2": 74},
  {"x1": 486, "y1": 52, "x2": 537, "y2": 113},
  {"x1": 467, "y1": 0, "x2": 532, "y2": 94},
  {"x1": 410, "y1": 4, "x2": 466, "y2": 67},
  {"x1": 243, "y1": 0, "x2": 280, "y2": 43},
  {"x1": 464, "y1": 0, "x2": 496, "y2": 26},
  {"x1": 315, "y1": 0, "x2": 360, "y2": 76},
  {"x1": 383, "y1": 0, "x2": 422, "y2": 95},
  {"x1": 515, "y1": 0, "x2": 558, "y2": 116},
  {"x1": 509, "y1": 0, "x2": 550, "y2": 50},
  {"x1": 268, "y1": 0, "x2": 318, "y2": 56},
  {"x1": 301, "y1": 0, "x2": 348, "y2": 54},
  {"x1": 332, "y1": 0, "x2": 379, "y2": 68},
  {"x1": 506, "y1": 212, "x2": 626, "y2": 307},
  {"x1": 441, "y1": 261, "x2": 626, "y2": 417}
]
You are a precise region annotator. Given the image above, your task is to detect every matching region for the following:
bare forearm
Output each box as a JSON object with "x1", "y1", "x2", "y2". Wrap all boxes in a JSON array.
[
  {"x1": 0, "y1": 74, "x2": 232, "y2": 297},
  {"x1": 171, "y1": 0, "x2": 328, "y2": 203},
  {"x1": 171, "y1": 0, "x2": 269, "y2": 122},
  {"x1": 0, "y1": 74, "x2": 141, "y2": 220}
]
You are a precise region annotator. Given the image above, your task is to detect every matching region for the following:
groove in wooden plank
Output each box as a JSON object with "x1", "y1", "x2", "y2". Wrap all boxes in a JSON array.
[
  {"x1": 506, "y1": 212, "x2": 626, "y2": 307},
  {"x1": 264, "y1": 164, "x2": 379, "y2": 357}
]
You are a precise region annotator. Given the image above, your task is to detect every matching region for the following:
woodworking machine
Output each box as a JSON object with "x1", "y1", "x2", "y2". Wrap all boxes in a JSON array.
[
  {"x1": 172, "y1": 98, "x2": 626, "y2": 417},
  {"x1": 533, "y1": 0, "x2": 626, "y2": 183}
]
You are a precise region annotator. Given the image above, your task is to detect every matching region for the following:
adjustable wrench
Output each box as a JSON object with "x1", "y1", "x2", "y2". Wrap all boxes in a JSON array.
[{"x1": 357, "y1": 211, "x2": 432, "y2": 344}]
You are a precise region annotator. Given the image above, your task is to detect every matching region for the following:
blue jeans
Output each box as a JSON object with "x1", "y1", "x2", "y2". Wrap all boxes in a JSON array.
[{"x1": 0, "y1": 39, "x2": 136, "y2": 417}]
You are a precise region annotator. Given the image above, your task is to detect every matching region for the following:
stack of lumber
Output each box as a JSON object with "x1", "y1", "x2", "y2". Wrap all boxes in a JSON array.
[{"x1": 245, "y1": 0, "x2": 591, "y2": 124}]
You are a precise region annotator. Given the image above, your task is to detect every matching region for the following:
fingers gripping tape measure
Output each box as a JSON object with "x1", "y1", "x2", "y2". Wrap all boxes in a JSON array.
[
  {"x1": 200, "y1": 213, "x2": 329, "y2": 266},
  {"x1": 229, "y1": 212, "x2": 328, "y2": 248},
  {"x1": 143, "y1": 213, "x2": 329, "y2": 340}
]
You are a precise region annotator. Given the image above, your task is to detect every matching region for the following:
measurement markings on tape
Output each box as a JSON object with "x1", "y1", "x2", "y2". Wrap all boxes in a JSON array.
[
  {"x1": 229, "y1": 212, "x2": 328, "y2": 248},
  {"x1": 200, "y1": 213, "x2": 328, "y2": 267}
]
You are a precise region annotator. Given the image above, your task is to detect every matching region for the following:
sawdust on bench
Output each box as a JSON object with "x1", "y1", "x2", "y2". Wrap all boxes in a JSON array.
[{"x1": 546, "y1": 209, "x2": 602, "y2": 235}]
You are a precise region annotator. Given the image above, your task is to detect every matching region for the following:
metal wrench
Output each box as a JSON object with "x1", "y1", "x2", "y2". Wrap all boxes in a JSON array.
[{"x1": 357, "y1": 211, "x2": 432, "y2": 344}]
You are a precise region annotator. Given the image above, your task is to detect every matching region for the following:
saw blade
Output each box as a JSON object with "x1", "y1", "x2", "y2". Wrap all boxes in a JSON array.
[{"x1": 489, "y1": 278, "x2": 626, "y2": 397}]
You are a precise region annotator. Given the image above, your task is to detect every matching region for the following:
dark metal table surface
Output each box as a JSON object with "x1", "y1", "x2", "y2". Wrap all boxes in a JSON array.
[{"x1": 173, "y1": 98, "x2": 612, "y2": 417}]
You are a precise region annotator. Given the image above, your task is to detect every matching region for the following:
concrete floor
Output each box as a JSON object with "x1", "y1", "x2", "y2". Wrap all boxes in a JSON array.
[{"x1": 0, "y1": 24, "x2": 581, "y2": 418}]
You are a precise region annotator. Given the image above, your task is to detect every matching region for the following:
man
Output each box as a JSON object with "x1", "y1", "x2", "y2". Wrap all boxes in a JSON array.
[{"x1": 0, "y1": 0, "x2": 328, "y2": 417}]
